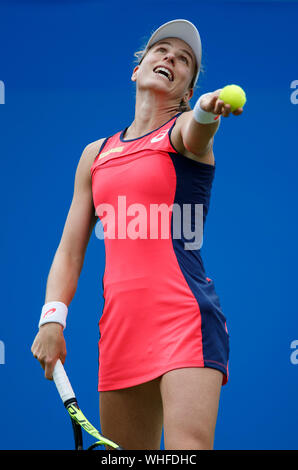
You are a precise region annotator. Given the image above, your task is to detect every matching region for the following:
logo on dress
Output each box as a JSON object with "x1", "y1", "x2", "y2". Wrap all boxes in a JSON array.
[
  {"x1": 99, "y1": 146, "x2": 124, "y2": 160},
  {"x1": 151, "y1": 129, "x2": 169, "y2": 143}
]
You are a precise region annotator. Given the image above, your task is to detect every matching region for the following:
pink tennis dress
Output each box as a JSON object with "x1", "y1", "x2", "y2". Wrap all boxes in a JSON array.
[{"x1": 91, "y1": 113, "x2": 229, "y2": 391}]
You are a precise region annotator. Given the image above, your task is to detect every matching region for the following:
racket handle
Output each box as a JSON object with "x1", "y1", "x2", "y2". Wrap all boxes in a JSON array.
[{"x1": 53, "y1": 359, "x2": 76, "y2": 404}]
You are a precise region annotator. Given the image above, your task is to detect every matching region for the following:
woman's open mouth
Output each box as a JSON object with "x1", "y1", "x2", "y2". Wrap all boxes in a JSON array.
[{"x1": 153, "y1": 66, "x2": 174, "y2": 82}]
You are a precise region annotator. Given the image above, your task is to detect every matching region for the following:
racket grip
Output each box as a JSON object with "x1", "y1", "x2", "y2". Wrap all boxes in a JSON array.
[{"x1": 53, "y1": 359, "x2": 76, "y2": 404}]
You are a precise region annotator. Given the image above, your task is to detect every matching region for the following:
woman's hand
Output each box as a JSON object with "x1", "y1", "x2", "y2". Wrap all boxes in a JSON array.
[
  {"x1": 31, "y1": 323, "x2": 66, "y2": 380},
  {"x1": 199, "y1": 89, "x2": 244, "y2": 117}
]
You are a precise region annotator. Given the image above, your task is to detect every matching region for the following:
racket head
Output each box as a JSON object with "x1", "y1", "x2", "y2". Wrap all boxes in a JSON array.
[
  {"x1": 65, "y1": 399, "x2": 123, "y2": 450},
  {"x1": 63, "y1": 398, "x2": 83, "y2": 450},
  {"x1": 53, "y1": 360, "x2": 123, "y2": 450},
  {"x1": 70, "y1": 415, "x2": 83, "y2": 450},
  {"x1": 87, "y1": 441, "x2": 124, "y2": 451}
]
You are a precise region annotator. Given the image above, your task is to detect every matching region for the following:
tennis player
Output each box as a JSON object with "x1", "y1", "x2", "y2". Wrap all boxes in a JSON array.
[{"x1": 31, "y1": 19, "x2": 243, "y2": 450}]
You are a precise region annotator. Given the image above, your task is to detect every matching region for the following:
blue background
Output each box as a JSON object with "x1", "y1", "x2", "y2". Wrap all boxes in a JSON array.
[{"x1": 0, "y1": 0, "x2": 297, "y2": 450}]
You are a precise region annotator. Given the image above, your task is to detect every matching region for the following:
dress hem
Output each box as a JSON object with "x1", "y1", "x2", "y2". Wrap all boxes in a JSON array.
[{"x1": 98, "y1": 360, "x2": 228, "y2": 391}]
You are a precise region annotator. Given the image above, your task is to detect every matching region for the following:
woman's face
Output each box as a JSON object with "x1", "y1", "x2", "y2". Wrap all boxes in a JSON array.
[{"x1": 132, "y1": 37, "x2": 196, "y2": 102}]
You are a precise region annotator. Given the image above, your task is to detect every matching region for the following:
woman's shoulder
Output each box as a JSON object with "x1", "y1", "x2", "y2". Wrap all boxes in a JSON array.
[
  {"x1": 75, "y1": 138, "x2": 106, "y2": 181},
  {"x1": 83, "y1": 137, "x2": 106, "y2": 158},
  {"x1": 80, "y1": 137, "x2": 107, "y2": 167}
]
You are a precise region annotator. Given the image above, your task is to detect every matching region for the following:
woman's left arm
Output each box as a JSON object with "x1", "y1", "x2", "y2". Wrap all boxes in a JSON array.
[{"x1": 179, "y1": 89, "x2": 243, "y2": 157}]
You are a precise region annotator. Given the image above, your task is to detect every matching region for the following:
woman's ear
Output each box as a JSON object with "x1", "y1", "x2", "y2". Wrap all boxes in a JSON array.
[
  {"x1": 131, "y1": 65, "x2": 139, "y2": 82},
  {"x1": 185, "y1": 88, "x2": 194, "y2": 102}
]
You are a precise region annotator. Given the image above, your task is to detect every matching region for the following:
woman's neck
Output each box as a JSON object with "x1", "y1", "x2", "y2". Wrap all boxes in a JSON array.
[{"x1": 125, "y1": 90, "x2": 179, "y2": 139}]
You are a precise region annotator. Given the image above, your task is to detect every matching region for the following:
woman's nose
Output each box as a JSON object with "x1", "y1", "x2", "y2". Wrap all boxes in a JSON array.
[{"x1": 163, "y1": 53, "x2": 175, "y2": 64}]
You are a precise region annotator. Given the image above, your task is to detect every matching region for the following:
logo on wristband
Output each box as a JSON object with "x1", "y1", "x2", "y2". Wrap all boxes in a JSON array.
[{"x1": 43, "y1": 308, "x2": 56, "y2": 319}]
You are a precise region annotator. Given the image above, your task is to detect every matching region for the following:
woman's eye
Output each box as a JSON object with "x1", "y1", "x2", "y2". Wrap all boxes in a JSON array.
[{"x1": 180, "y1": 55, "x2": 188, "y2": 64}]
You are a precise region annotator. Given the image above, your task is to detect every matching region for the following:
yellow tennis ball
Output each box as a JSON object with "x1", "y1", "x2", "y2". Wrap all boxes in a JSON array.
[{"x1": 219, "y1": 84, "x2": 246, "y2": 111}]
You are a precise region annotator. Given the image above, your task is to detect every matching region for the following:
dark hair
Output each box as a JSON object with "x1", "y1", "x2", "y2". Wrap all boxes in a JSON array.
[{"x1": 133, "y1": 44, "x2": 202, "y2": 113}]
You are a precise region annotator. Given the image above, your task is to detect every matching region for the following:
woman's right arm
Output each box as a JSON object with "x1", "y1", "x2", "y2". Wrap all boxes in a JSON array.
[{"x1": 31, "y1": 138, "x2": 105, "y2": 380}]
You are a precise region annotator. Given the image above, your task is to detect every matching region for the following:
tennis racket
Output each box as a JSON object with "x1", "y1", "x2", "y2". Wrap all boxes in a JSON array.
[{"x1": 53, "y1": 359, "x2": 123, "y2": 450}]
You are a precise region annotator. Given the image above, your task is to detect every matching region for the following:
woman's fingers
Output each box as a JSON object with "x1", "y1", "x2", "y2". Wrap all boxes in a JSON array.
[{"x1": 200, "y1": 90, "x2": 244, "y2": 118}]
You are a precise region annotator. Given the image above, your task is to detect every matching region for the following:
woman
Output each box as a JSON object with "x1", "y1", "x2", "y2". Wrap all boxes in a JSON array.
[{"x1": 31, "y1": 19, "x2": 243, "y2": 450}]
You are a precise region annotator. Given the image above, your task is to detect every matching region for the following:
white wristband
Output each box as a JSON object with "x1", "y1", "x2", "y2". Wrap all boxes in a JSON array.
[
  {"x1": 193, "y1": 93, "x2": 221, "y2": 124},
  {"x1": 39, "y1": 301, "x2": 68, "y2": 330}
]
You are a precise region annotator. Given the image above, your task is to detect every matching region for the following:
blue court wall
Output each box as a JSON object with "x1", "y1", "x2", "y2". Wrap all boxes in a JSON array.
[{"x1": 0, "y1": 0, "x2": 297, "y2": 450}]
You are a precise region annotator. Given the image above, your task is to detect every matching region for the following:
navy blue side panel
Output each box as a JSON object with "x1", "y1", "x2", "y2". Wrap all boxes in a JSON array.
[
  {"x1": 168, "y1": 152, "x2": 229, "y2": 379},
  {"x1": 168, "y1": 152, "x2": 215, "y2": 225}
]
